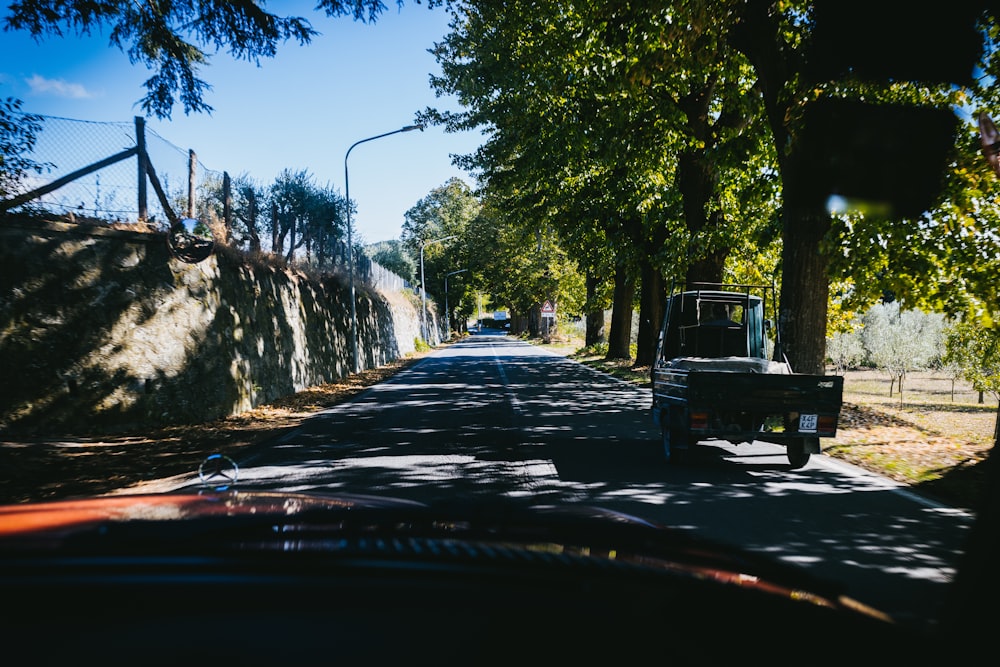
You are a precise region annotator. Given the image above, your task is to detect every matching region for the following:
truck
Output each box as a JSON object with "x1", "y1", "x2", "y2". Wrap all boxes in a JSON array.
[{"x1": 651, "y1": 283, "x2": 843, "y2": 469}]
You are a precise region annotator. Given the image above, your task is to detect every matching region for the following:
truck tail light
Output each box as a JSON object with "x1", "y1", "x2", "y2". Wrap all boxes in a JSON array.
[
  {"x1": 817, "y1": 415, "x2": 837, "y2": 435},
  {"x1": 690, "y1": 412, "x2": 708, "y2": 430}
]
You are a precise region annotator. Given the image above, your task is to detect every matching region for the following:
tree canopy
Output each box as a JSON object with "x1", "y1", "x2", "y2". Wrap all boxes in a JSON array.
[
  {"x1": 6, "y1": 0, "x2": 1000, "y2": 371},
  {"x1": 423, "y1": 0, "x2": 999, "y2": 371}
]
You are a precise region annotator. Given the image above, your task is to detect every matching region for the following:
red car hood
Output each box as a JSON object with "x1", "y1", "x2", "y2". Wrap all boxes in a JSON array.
[{"x1": 0, "y1": 491, "x2": 424, "y2": 538}]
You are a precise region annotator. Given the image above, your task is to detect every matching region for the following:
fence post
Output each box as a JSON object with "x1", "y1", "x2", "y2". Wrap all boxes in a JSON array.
[
  {"x1": 135, "y1": 117, "x2": 147, "y2": 222},
  {"x1": 223, "y1": 171, "x2": 232, "y2": 243},
  {"x1": 187, "y1": 150, "x2": 197, "y2": 218}
]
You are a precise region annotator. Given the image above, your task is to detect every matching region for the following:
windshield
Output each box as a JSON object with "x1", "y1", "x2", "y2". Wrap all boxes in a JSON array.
[{"x1": 1, "y1": 0, "x2": 997, "y2": 645}]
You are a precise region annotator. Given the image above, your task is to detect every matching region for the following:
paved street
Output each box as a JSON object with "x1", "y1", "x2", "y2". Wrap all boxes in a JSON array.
[{"x1": 140, "y1": 334, "x2": 973, "y2": 629}]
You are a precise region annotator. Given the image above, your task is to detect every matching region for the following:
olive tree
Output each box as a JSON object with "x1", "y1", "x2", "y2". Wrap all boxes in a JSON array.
[{"x1": 861, "y1": 302, "x2": 945, "y2": 403}]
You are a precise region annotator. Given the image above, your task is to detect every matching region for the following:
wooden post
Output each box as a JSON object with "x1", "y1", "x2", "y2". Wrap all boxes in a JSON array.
[
  {"x1": 223, "y1": 171, "x2": 232, "y2": 244},
  {"x1": 271, "y1": 202, "x2": 278, "y2": 253},
  {"x1": 135, "y1": 117, "x2": 147, "y2": 222},
  {"x1": 247, "y1": 188, "x2": 261, "y2": 252},
  {"x1": 187, "y1": 149, "x2": 196, "y2": 218}
]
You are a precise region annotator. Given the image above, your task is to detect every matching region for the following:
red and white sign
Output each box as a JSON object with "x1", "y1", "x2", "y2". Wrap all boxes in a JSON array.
[{"x1": 541, "y1": 300, "x2": 555, "y2": 318}]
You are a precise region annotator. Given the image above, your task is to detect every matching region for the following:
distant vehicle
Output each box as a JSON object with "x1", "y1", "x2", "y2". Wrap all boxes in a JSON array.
[{"x1": 652, "y1": 283, "x2": 843, "y2": 468}]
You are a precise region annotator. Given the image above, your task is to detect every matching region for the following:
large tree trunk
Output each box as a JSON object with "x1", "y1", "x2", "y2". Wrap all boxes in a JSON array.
[
  {"x1": 606, "y1": 264, "x2": 635, "y2": 360},
  {"x1": 686, "y1": 244, "x2": 727, "y2": 285},
  {"x1": 777, "y1": 206, "x2": 830, "y2": 374},
  {"x1": 527, "y1": 305, "x2": 541, "y2": 338},
  {"x1": 676, "y1": 82, "x2": 730, "y2": 288},
  {"x1": 634, "y1": 259, "x2": 665, "y2": 367},
  {"x1": 731, "y1": 1, "x2": 830, "y2": 376},
  {"x1": 585, "y1": 272, "x2": 606, "y2": 346}
]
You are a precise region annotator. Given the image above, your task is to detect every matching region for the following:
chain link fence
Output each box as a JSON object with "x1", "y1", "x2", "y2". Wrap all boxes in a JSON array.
[
  {"x1": 3, "y1": 113, "x2": 410, "y2": 294},
  {"x1": 4, "y1": 114, "x2": 224, "y2": 229}
]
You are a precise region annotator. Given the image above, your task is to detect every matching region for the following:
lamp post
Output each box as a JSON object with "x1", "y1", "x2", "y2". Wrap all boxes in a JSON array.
[
  {"x1": 444, "y1": 268, "x2": 468, "y2": 337},
  {"x1": 420, "y1": 235, "x2": 457, "y2": 343},
  {"x1": 344, "y1": 124, "x2": 422, "y2": 373}
]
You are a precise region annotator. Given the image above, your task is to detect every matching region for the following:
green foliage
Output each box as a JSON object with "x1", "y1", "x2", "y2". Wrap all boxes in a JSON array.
[
  {"x1": 859, "y1": 302, "x2": 946, "y2": 401},
  {"x1": 265, "y1": 169, "x2": 347, "y2": 265},
  {"x1": 944, "y1": 318, "x2": 1000, "y2": 401},
  {"x1": 401, "y1": 177, "x2": 479, "y2": 317},
  {"x1": 0, "y1": 96, "x2": 48, "y2": 198},
  {"x1": 462, "y1": 201, "x2": 586, "y2": 327},
  {"x1": 366, "y1": 240, "x2": 416, "y2": 283},
  {"x1": 826, "y1": 327, "x2": 864, "y2": 374}
]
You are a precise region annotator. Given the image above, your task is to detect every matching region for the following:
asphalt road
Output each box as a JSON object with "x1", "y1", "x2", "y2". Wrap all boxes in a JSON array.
[{"x1": 155, "y1": 333, "x2": 972, "y2": 630}]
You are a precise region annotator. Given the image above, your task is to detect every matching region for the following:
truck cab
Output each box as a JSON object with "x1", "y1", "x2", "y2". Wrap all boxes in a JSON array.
[{"x1": 658, "y1": 290, "x2": 771, "y2": 362}]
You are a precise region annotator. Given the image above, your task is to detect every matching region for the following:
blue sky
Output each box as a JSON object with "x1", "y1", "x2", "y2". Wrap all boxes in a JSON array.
[{"x1": 0, "y1": 3, "x2": 482, "y2": 243}]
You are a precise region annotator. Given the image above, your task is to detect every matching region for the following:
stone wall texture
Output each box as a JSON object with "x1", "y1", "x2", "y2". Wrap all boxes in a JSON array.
[{"x1": 0, "y1": 218, "x2": 435, "y2": 433}]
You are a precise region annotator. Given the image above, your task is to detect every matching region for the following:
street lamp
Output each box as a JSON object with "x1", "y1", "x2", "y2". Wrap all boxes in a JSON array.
[
  {"x1": 444, "y1": 269, "x2": 469, "y2": 337},
  {"x1": 344, "y1": 124, "x2": 423, "y2": 373},
  {"x1": 420, "y1": 235, "x2": 457, "y2": 342}
]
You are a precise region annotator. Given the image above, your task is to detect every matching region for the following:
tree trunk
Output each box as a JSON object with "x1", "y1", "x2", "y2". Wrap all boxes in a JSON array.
[
  {"x1": 606, "y1": 264, "x2": 635, "y2": 360},
  {"x1": 676, "y1": 83, "x2": 730, "y2": 288},
  {"x1": 271, "y1": 203, "x2": 279, "y2": 255},
  {"x1": 730, "y1": 1, "x2": 831, "y2": 376},
  {"x1": 777, "y1": 206, "x2": 831, "y2": 374},
  {"x1": 635, "y1": 258, "x2": 665, "y2": 367},
  {"x1": 585, "y1": 272, "x2": 606, "y2": 347},
  {"x1": 246, "y1": 190, "x2": 261, "y2": 253},
  {"x1": 528, "y1": 305, "x2": 541, "y2": 338}
]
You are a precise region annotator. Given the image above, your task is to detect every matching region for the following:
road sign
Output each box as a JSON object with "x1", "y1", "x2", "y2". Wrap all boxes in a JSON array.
[{"x1": 541, "y1": 300, "x2": 555, "y2": 318}]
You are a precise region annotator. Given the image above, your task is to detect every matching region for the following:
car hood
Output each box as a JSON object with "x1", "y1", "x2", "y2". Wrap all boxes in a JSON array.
[
  {"x1": 0, "y1": 488, "x2": 891, "y2": 621},
  {"x1": 0, "y1": 490, "x2": 425, "y2": 539}
]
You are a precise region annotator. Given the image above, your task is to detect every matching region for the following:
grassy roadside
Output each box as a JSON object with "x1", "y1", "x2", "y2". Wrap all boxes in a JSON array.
[{"x1": 534, "y1": 336, "x2": 995, "y2": 511}]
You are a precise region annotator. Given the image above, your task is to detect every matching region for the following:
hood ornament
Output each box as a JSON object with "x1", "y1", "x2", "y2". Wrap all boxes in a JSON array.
[{"x1": 198, "y1": 453, "x2": 239, "y2": 492}]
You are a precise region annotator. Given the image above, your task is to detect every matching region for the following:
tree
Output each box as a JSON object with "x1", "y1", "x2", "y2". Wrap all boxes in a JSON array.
[
  {"x1": 428, "y1": 1, "x2": 785, "y2": 363},
  {"x1": 860, "y1": 302, "x2": 945, "y2": 404},
  {"x1": 462, "y1": 200, "x2": 584, "y2": 336},
  {"x1": 729, "y1": 1, "x2": 995, "y2": 373},
  {"x1": 366, "y1": 240, "x2": 416, "y2": 284},
  {"x1": 0, "y1": 95, "x2": 47, "y2": 198},
  {"x1": 265, "y1": 169, "x2": 347, "y2": 265},
  {"x1": 229, "y1": 173, "x2": 267, "y2": 253},
  {"x1": 401, "y1": 177, "x2": 480, "y2": 316},
  {"x1": 2, "y1": 0, "x2": 423, "y2": 119},
  {"x1": 944, "y1": 318, "x2": 1000, "y2": 404},
  {"x1": 826, "y1": 328, "x2": 864, "y2": 376}
]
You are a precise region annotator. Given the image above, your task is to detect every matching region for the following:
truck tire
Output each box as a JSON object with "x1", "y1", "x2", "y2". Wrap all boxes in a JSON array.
[
  {"x1": 661, "y1": 410, "x2": 688, "y2": 464},
  {"x1": 786, "y1": 441, "x2": 811, "y2": 469}
]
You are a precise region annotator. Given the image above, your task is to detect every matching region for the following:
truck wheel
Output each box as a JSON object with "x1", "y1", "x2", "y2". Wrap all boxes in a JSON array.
[
  {"x1": 787, "y1": 442, "x2": 811, "y2": 469},
  {"x1": 661, "y1": 414, "x2": 687, "y2": 465}
]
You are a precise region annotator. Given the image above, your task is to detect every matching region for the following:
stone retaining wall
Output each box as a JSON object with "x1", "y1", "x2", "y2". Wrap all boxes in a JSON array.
[{"x1": 0, "y1": 218, "x2": 435, "y2": 433}]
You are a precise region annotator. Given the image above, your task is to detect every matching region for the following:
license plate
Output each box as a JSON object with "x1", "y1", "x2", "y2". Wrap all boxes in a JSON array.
[{"x1": 798, "y1": 414, "x2": 818, "y2": 433}]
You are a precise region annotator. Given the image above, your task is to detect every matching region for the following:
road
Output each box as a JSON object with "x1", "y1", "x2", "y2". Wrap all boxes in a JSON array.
[{"x1": 157, "y1": 333, "x2": 972, "y2": 630}]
